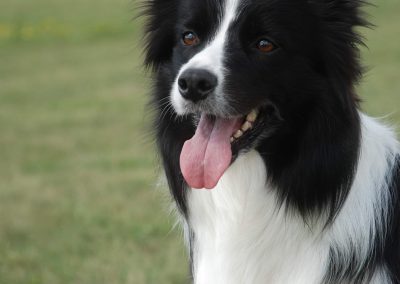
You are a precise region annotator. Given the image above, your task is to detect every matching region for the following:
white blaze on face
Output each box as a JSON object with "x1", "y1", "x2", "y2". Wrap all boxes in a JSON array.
[{"x1": 171, "y1": 0, "x2": 241, "y2": 114}]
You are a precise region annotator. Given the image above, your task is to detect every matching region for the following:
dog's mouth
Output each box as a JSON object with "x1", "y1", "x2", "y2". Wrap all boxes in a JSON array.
[{"x1": 180, "y1": 108, "x2": 264, "y2": 190}]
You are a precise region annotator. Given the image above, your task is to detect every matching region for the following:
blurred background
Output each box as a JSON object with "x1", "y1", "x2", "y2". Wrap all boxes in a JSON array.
[{"x1": 0, "y1": 0, "x2": 398, "y2": 283}]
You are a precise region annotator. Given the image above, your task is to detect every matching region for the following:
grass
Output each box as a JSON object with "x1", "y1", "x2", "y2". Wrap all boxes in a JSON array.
[{"x1": 0, "y1": 0, "x2": 399, "y2": 283}]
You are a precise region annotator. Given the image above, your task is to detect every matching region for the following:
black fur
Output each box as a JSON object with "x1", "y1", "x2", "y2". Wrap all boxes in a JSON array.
[
  {"x1": 141, "y1": 0, "x2": 400, "y2": 282},
  {"x1": 384, "y1": 156, "x2": 400, "y2": 283}
]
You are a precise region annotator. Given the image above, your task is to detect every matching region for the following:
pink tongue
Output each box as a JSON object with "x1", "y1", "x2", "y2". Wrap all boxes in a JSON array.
[{"x1": 180, "y1": 114, "x2": 241, "y2": 189}]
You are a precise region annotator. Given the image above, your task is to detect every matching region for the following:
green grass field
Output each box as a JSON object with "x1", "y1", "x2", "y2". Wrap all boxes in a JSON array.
[{"x1": 0, "y1": 0, "x2": 399, "y2": 283}]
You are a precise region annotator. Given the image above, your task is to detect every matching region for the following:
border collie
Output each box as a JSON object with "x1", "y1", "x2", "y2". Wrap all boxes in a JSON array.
[{"x1": 142, "y1": 0, "x2": 400, "y2": 283}]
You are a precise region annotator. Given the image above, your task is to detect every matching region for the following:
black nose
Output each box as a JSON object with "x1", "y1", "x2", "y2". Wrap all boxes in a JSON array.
[{"x1": 178, "y1": 69, "x2": 218, "y2": 102}]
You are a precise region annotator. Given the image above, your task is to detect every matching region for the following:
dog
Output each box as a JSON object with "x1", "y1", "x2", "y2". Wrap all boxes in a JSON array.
[{"x1": 142, "y1": 0, "x2": 400, "y2": 283}]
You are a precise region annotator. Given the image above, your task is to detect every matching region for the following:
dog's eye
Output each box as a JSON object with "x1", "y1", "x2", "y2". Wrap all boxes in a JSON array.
[
  {"x1": 256, "y1": 39, "x2": 275, "y2": 53},
  {"x1": 182, "y1": 31, "x2": 200, "y2": 46}
]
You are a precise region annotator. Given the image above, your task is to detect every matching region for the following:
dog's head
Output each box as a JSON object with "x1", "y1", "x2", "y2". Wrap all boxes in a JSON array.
[{"x1": 143, "y1": 0, "x2": 366, "y2": 191}]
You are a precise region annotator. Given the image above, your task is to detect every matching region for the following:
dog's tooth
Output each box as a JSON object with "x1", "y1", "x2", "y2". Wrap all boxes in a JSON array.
[
  {"x1": 241, "y1": 121, "x2": 252, "y2": 132},
  {"x1": 230, "y1": 137, "x2": 235, "y2": 143},
  {"x1": 246, "y1": 109, "x2": 259, "y2": 122},
  {"x1": 233, "y1": 130, "x2": 243, "y2": 138}
]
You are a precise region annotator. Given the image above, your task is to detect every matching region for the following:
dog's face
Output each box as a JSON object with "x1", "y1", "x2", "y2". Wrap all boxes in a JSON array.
[
  {"x1": 145, "y1": 0, "x2": 364, "y2": 189},
  {"x1": 170, "y1": 0, "x2": 320, "y2": 118}
]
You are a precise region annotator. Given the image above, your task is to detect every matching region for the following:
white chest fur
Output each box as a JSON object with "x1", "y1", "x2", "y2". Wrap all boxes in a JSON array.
[{"x1": 187, "y1": 151, "x2": 328, "y2": 284}]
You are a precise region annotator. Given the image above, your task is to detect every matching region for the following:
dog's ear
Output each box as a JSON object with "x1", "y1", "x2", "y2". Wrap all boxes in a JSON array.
[
  {"x1": 308, "y1": 0, "x2": 369, "y2": 26},
  {"x1": 141, "y1": 0, "x2": 179, "y2": 70},
  {"x1": 309, "y1": 0, "x2": 370, "y2": 103}
]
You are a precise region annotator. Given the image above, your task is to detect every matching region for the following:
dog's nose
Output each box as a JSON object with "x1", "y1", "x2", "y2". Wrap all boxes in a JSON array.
[{"x1": 178, "y1": 69, "x2": 217, "y2": 102}]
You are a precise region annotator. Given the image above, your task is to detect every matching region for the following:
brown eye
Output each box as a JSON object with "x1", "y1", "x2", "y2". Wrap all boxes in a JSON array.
[
  {"x1": 182, "y1": 31, "x2": 199, "y2": 46},
  {"x1": 256, "y1": 39, "x2": 275, "y2": 53}
]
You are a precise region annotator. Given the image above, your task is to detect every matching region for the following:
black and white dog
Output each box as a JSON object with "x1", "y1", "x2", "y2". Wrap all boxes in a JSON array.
[{"x1": 142, "y1": 0, "x2": 400, "y2": 283}]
